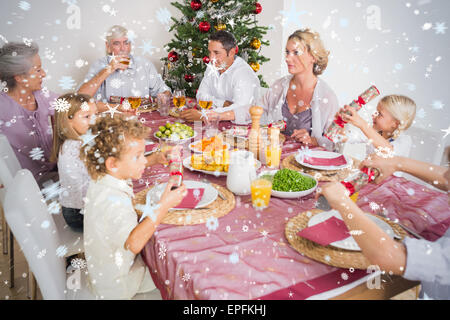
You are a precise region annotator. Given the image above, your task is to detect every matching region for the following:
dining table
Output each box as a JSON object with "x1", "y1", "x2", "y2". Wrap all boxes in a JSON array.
[{"x1": 132, "y1": 106, "x2": 449, "y2": 300}]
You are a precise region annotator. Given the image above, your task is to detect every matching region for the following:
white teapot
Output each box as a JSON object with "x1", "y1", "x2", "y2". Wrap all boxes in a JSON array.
[{"x1": 226, "y1": 150, "x2": 257, "y2": 196}]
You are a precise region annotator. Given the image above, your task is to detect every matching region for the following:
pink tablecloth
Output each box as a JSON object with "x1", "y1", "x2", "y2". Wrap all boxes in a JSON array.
[{"x1": 134, "y1": 111, "x2": 450, "y2": 300}]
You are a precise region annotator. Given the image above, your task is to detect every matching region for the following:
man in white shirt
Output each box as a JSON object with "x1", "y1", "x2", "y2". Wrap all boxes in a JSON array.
[
  {"x1": 78, "y1": 25, "x2": 170, "y2": 111},
  {"x1": 180, "y1": 31, "x2": 260, "y2": 125}
]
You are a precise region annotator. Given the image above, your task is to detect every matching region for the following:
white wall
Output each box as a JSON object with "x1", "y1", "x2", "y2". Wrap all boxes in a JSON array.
[{"x1": 1, "y1": 0, "x2": 448, "y2": 162}]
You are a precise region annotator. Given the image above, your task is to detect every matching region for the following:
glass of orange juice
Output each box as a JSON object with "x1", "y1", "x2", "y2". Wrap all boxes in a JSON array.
[
  {"x1": 265, "y1": 142, "x2": 282, "y2": 169},
  {"x1": 173, "y1": 89, "x2": 186, "y2": 109},
  {"x1": 251, "y1": 178, "x2": 272, "y2": 210}
]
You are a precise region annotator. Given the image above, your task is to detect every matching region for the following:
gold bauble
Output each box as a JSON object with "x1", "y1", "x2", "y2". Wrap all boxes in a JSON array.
[
  {"x1": 249, "y1": 61, "x2": 260, "y2": 72},
  {"x1": 214, "y1": 23, "x2": 227, "y2": 31},
  {"x1": 250, "y1": 38, "x2": 261, "y2": 50},
  {"x1": 211, "y1": 0, "x2": 219, "y2": 3}
]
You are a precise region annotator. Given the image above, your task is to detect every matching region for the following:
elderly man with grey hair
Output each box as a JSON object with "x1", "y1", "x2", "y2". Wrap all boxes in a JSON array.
[
  {"x1": 0, "y1": 42, "x2": 59, "y2": 185},
  {"x1": 78, "y1": 25, "x2": 171, "y2": 108}
]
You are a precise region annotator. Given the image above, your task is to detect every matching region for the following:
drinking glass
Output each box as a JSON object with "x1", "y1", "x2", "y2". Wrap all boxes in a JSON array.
[
  {"x1": 198, "y1": 93, "x2": 213, "y2": 110},
  {"x1": 250, "y1": 177, "x2": 272, "y2": 210},
  {"x1": 264, "y1": 142, "x2": 282, "y2": 169},
  {"x1": 127, "y1": 97, "x2": 142, "y2": 110},
  {"x1": 173, "y1": 89, "x2": 186, "y2": 109},
  {"x1": 157, "y1": 93, "x2": 170, "y2": 117}
]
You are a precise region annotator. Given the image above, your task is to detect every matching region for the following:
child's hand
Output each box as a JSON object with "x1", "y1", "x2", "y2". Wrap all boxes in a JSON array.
[
  {"x1": 159, "y1": 182, "x2": 187, "y2": 209},
  {"x1": 316, "y1": 181, "x2": 350, "y2": 208},
  {"x1": 361, "y1": 153, "x2": 399, "y2": 184},
  {"x1": 341, "y1": 105, "x2": 367, "y2": 129}
]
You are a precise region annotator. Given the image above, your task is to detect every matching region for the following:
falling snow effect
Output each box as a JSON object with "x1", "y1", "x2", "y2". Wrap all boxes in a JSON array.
[
  {"x1": 58, "y1": 76, "x2": 76, "y2": 90},
  {"x1": 51, "y1": 98, "x2": 71, "y2": 112},
  {"x1": 29, "y1": 147, "x2": 44, "y2": 160},
  {"x1": 56, "y1": 245, "x2": 68, "y2": 257},
  {"x1": 156, "y1": 7, "x2": 172, "y2": 25},
  {"x1": 18, "y1": 1, "x2": 31, "y2": 11}
]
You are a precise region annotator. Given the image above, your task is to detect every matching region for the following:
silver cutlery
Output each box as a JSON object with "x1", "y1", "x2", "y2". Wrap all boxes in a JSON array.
[
  {"x1": 201, "y1": 178, "x2": 226, "y2": 200},
  {"x1": 378, "y1": 210, "x2": 424, "y2": 240}
]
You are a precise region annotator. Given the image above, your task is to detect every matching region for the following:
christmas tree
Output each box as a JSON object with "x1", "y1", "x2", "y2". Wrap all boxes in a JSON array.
[{"x1": 162, "y1": 0, "x2": 270, "y2": 98}]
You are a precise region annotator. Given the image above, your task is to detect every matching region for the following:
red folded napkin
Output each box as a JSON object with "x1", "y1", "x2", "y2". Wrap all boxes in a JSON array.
[
  {"x1": 303, "y1": 155, "x2": 347, "y2": 166},
  {"x1": 174, "y1": 188, "x2": 205, "y2": 209},
  {"x1": 297, "y1": 216, "x2": 350, "y2": 246}
]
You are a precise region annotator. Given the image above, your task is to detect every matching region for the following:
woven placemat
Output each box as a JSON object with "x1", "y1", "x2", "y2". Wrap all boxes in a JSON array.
[
  {"x1": 134, "y1": 183, "x2": 235, "y2": 225},
  {"x1": 285, "y1": 209, "x2": 407, "y2": 270},
  {"x1": 281, "y1": 154, "x2": 358, "y2": 182},
  {"x1": 218, "y1": 132, "x2": 286, "y2": 150}
]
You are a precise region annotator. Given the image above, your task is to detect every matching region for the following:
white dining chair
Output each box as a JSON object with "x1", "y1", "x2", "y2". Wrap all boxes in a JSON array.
[
  {"x1": 4, "y1": 169, "x2": 162, "y2": 300},
  {"x1": 0, "y1": 134, "x2": 22, "y2": 288}
]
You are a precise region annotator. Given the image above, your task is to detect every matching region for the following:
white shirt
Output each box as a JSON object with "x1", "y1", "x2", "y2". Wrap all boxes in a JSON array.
[
  {"x1": 82, "y1": 55, "x2": 171, "y2": 102},
  {"x1": 197, "y1": 56, "x2": 260, "y2": 125},
  {"x1": 83, "y1": 174, "x2": 155, "y2": 299},
  {"x1": 259, "y1": 75, "x2": 340, "y2": 150},
  {"x1": 58, "y1": 139, "x2": 90, "y2": 210},
  {"x1": 345, "y1": 126, "x2": 412, "y2": 158},
  {"x1": 403, "y1": 228, "x2": 450, "y2": 299}
]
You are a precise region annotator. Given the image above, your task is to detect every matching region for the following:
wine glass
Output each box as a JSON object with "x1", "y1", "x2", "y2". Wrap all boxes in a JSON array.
[
  {"x1": 172, "y1": 89, "x2": 186, "y2": 109},
  {"x1": 127, "y1": 97, "x2": 142, "y2": 110}
]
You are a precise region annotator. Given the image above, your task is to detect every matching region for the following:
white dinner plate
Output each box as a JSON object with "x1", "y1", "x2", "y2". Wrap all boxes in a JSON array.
[
  {"x1": 183, "y1": 156, "x2": 261, "y2": 177},
  {"x1": 154, "y1": 130, "x2": 197, "y2": 144},
  {"x1": 188, "y1": 141, "x2": 230, "y2": 154},
  {"x1": 306, "y1": 210, "x2": 396, "y2": 251},
  {"x1": 145, "y1": 180, "x2": 218, "y2": 211},
  {"x1": 258, "y1": 170, "x2": 318, "y2": 199},
  {"x1": 295, "y1": 150, "x2": 352, "y2": 171}
]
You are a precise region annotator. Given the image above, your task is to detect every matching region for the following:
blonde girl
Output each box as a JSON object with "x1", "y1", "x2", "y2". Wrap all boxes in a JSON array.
[
  {"x1": 340, "y1": 95, "x2": 417, "y2": 157},
  {"x1": 50, "y1": 93, "x2": 97, "y2": 232}
]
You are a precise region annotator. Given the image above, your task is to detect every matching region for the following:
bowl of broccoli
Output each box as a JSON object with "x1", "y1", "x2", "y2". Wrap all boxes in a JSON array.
[{"x1": 259, "y1": 169, "x2": 317, "y2": 199}]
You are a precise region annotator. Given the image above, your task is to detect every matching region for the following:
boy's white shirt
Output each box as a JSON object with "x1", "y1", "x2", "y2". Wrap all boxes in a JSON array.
[{"x1": 83, "y1": 174, "x2": 155, "y2": 299}]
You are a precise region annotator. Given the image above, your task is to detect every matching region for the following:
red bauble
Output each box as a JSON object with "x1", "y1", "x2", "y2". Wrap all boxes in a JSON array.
[
  {"x1": 254, "y1": 2, "x2": 262, "y2": 14},
  {"x1": 168, "y1": 51, "x2": 179, "y2": 63},
  {"x1": 184, "y1": 74, "x2": 194, "y2": 82},
  {"x1": 203, "y1": 56, "x2": 210, "y2": 64},
  {"x1": 199, "y1": 21, "x2": 211, "y2": 33},
  {"x1": 190, "y1": 0, "x2": 202, "y2": 11}
]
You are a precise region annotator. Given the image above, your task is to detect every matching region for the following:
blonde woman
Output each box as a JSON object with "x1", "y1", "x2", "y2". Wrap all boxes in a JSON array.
[
  {"x1": 260, "y1": 28, "x2": 340, "y2": 150},
  {"x1": 50, "y1": 93, "x2": 97, "y2": 232},
  {"x1": 340, "y1": 95, "x2": 417, "y2": 157},
  {"x1": 78, "y1": 25, "x2": 170, "y2": 106}
]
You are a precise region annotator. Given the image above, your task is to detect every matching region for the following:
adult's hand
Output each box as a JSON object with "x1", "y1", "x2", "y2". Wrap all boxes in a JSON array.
[
  {"x1": 180, "y1": 108, "x2": 203, "y2": 122},
  {"x1": 107, "y1": 54, "x2": 130, "y2": 73},
  {"x1": 291, "y1": 129, "x2": 318, "y2": 146},
  {"x1": 223, "y1": 100, "x2": 233, "y2": 107},
  {"x1": 316, "y1": 181, "x2": 351, "y2": 209}
]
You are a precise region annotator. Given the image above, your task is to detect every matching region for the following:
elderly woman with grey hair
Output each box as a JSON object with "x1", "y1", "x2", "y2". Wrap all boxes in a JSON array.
[
  {"x1": 0, "y1": 42, "x2": 59, "y2": 185},
  {"x1": 78, "y1": 25, "x2": 171, "y2": 106}
]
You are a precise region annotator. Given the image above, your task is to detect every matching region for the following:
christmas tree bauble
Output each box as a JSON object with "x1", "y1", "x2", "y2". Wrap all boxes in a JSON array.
[
  {"x1": 250, "y1": 38, "x2": 261, "y2": 50},
  {"x1": 254, "y1": 2, "x2": 262, "y2": 14},
  {"x1": 168, "y1": 51, "x2": 179, "y2": 62},
  {"x1": 203, "y1": 56, "x2": 210, "y2": 64},
  {"x1": 191, "y1": 0, "x2": 202, "y2": 11},
  {"x1": 211, "y1": 0, "x2": 219, "y2": 3},
  {"x1": 214, "y1": 23, "x2": 226, "y2": 31},
  {"x1": 184, "y1": 74, "x2": 195, "y2": 82},
  {"x1": 199, "y1": 21, "x2": 211, "y2": 33},
  {"x1": 249, "y1": 61, "x2": 260, "y2": 72}
]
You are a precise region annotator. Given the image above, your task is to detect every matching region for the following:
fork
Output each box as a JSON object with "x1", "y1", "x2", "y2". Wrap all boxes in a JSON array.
[
  {"x1": 201, "y1": 178, "x2": 226, "y2": 200},
  {"x1": 378, "y1": 209, "x2": 424, "y2": 240}
]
